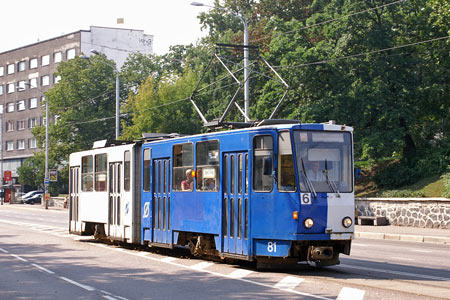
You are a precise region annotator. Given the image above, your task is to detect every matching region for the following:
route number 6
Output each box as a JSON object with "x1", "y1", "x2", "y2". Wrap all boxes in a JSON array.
[{"x1": 267, "y1": 241, "x2": 277, "y2": 253}]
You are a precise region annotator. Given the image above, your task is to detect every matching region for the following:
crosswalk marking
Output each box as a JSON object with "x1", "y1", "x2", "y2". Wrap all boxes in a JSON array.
[
  {"x1": 337, "y1": 287, "x2": 365, "y2": 300},
  {"x1": 229, "y1": 269, "x2": 253, "y2": 279},
  {"x1": 274, "y1": 276, "x2": 304, "y2": 291},
  {"x1": 191, "y1": 261, "x2": 214, "y2": 270}
]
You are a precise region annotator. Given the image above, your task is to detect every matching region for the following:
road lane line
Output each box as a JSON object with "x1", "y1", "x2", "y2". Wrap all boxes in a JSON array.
[
  {"x1": 10, "y1": 254, "x2": 28, "y2": 262},
  {"x1": 191, "y1": 261, "x2": 214, "y2": 270},
  {"x1": 274, "y1": 276, "x2": 304, "y2": 290},
  {"x1": 0, "y1": 248, "x2": 9, "y2": 253},
  {"x1": 391, "y1": 256, "x2": 414, "y2": 261},
  {"x1": 31, "y1": 263, "x2": 55, "y2": 274},
  {"x1": 59, "y1": 276, "x2": 96, "y2": 291},
  {"x1": 410, "y1": 249, "x2": 432, "y2": 253},
  {"x1": 90, "y1": 243, "x2": 333, "y2": 300},
  {"x1": 336, "y1": 287, "x2": 365, "y2": 300},
  {"x1": 339, "y1": 264, "x2": 450, "y2": 281},
  {"x1": 229, "y1": 269, "x2": 253, "y2": 279},
  {"x1": 102, "y1": 296, "x2": 118, "y2": 300}
]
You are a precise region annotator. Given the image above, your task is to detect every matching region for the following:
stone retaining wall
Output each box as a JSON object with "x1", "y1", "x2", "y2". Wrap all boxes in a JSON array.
[{"x1": 356, "y1": 198, "x2": 450, "y2": 229}]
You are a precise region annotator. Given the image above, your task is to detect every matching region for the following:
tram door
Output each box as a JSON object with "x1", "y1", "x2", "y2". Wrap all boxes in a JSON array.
[
  {"x1": 69, "y1": 167, "x2": 80, "y2": 233},
  {"x1": 108, "y1": 162, "x2": 122, "y2": 238},
  {"x1": 222, "y1": 152, "x2": 249, "y2": 256},
  {"x1": 152, "y1": 158, "x2": 171, "y2": 245}
]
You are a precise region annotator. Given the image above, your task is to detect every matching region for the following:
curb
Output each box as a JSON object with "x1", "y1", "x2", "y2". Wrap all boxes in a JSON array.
[{"x1": 354, "y1": 232, "x2": 450, "y2": 245}]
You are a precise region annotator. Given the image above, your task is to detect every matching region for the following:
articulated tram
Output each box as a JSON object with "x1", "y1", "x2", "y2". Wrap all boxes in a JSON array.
[{"x1": 69, "y1": 121, "x2": 354, "y2": 267}]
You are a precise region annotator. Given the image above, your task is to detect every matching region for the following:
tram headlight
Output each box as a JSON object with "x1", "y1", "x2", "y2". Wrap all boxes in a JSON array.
[
  {"x1": 304, "y1": 218, "x2": 314, "y2": 229},
  {"x1": 342, "y1": 216, "x2": 353, "y2": 228}
]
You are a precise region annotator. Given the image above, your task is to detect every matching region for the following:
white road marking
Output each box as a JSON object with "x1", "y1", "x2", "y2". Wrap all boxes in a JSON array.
[
  {"x1": 91, "y1": 243, "x2": 334, "y2": 300},
  {"x1": 410, "y1": 249, "x2": 432, "y2": 253},
  {"x1": 0, "y1": 247, "x2": 9, "y2": 253},
  {"x1": 160, "y1": 257, "x2": 177, "y2": 263},
  {"x1": 352, "y1": 243, "x2": 368, "y2": 247},
  {"x1": 229, "y1": 269, "x2": 253, "y2": 279},
  {"x1": 336, "y1": 287, "x2": 365, "y2": 300},
  {"x1": 31, "y1": 263, "x2": 55, "y2": 274},
  {"x1": 10, "y1": 254, "x2": 28, "y2": 262},
  {"x1": 102, "y1": 296, "x2": 118, "y2": 300},
  {"x1": 59, "y1": 276, "x2": 96, "y2": 291},
  {"x1": 391, "y1": 256, "x2": 414, "y2": 261},
  {"x1": 191, "y1": 261, "x2": 214, "y2": 270},
  {"x1": 274, "y1": 276, "x2": 304, "y2": 291},
  {"x1": 339, "y1": 264, "x2": 450, "y2": 281}
]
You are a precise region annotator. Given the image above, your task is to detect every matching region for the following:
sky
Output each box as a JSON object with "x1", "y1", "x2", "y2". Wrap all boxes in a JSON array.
[{"x1": 0, "y1": 0, "x2": 216, "y2": 55}]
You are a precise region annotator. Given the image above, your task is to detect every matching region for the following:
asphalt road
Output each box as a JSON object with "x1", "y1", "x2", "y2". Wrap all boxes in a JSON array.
[{"x1": 1, "y1": 205, "x2": 449, "y2": 300}]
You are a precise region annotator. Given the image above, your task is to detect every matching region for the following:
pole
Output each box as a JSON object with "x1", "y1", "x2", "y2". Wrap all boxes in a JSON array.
[
  {"x1": 243, "y1": 19, "x2": 249, "y2": 122},
  {"x1": 44, "y1": 96, "x2": 49, "y2": 209},
  {"x1": 115, "y1": 72, "x2": 120, "y2": 139}
]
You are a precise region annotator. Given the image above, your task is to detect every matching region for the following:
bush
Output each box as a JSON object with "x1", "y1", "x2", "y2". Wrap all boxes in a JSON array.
[{"x1": 442, "y1": 168, "x2": 450, "y2": 198}]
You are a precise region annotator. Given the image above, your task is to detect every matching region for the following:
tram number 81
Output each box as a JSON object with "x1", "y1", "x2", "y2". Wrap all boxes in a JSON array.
[{"x1": 267, "y1": 241, "x2": 277, "y2": 253}]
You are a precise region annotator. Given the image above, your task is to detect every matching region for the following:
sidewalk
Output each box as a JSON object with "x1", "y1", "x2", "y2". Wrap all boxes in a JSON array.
[{"x1": 355, "y1": 224, "x2": 450, "y2": 245}]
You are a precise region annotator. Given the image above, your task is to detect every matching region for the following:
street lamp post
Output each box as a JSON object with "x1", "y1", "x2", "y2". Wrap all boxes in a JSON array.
[
  {"x1": 191, "y1": 2, "x2": 250, "y2": 122},
  {"x1": 19, "y1": 83, "x2": 49, "y2": 209},
  {"x1": 84, "y1": 50, "x2": 120, "y2": 139}
]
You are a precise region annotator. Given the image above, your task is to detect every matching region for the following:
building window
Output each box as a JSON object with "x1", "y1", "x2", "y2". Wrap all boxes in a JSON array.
[
  {"x1": 28, "y1": 117, "x2": 37, "y2": 128},
  {"x1": 17, "y1": 120, "x2": 26, "y2": 131},
  {"x1": 29, "y1": 97, "x2": 38, "y2": 109},
  {"x1": 6, "y1": 121, "x2": 14, "y2": 132},
  {"x1": 17, "y1": 139, "x2": 25, "y2": 150},
  {"x1": 28, "y1": 138, "x2": 37, "y2": 149},
  {"x1": 172, "y1": 143, "x2": 194, "y2": 191},
  {"x1": 41, "y1": 55, "x2": 50, "y2": 66},
  {"x1": 54, "y1": 52, "x2": 62, "y2": 63},
  {"x1": 41, "y1": 75, "x2": 50, "y2": 86},
  {"x1": 0, "y1": 66, "x2": 4, "y2": 76},
  {"x1": 18, "y1": 61, "x2": 26, "y2": 72},
  {"x1": 7, "y1": 64, "x2": 14, "y2": 74},
  {"x1": 67, "y1": 48, "x2": 76, "y2": 60},
  {"x1": 30, "y1": 58, "x2": 38, "y2": 69},
  {"x1": 17, "y1": 80, "x2": 26, "y2": 91},
  {"x1": 7, "y1": 83, "x2": 15, "y2": 94},
  {"x1": 6, "y1": 141, "x2": 14, "y2": 151},
  {"x1": 17, "y1": 100, "x2": 26, "y2": 111},
  {"x1": 7, "y1": 102, "x2": 15, "y2": 113},
  {"x1": 0, "y1": 85, "x2": 3, "y2": 95},
  {"x1": 53, "y1": 74, "x2": 61, "y2": 84},
  {"x1": 82, "y1": 155, "x2": 93, "y2": 192},
  {"x1": 29, "y1": 78, "x2": 38, "y2": 88}
]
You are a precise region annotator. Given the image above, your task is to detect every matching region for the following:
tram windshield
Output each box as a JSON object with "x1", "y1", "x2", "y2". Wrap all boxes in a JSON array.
[{"x1": 293, "y1": 131, "x2": 352, "y2": 193}]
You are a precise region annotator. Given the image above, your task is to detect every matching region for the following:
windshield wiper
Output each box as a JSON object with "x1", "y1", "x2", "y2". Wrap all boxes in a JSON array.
[
  {"x1": 300, "y1": 158, "x2": 317, "y2": 198},
  {"x1": 323, "y1": 159, "x2": 341, "y2": 198}
]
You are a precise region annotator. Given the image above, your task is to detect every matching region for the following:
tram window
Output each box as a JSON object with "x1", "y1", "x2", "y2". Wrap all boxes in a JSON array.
[
  {"x1": 253, "y1": 135, "x2": 273, "y2": 192},
  {"x1": 124, "y1": 151, "x2": 131, "y2": 191},
  {"x1": 95, "y1": 154, "x2": 107, "y2": 191},
  {"x1": 173, "y1": 143, "x2": 193, "y2": 191},
  {"x1": 81, "y1": 155, "x2": 93, "y2": 192},
  {"x1": 278, "y1": 131, "x2": 297, "y2": 192},
  {"x1": 196, "y1": 140, "x2": 219, "y2": 192},
  {"x1": 143, "y1": 148, "x2": 151, "y2": 192}
]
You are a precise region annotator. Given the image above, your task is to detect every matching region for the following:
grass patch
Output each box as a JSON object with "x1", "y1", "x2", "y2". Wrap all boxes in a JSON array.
[{"x1": 355, "y1": 174, "x2": 446, "y2": 198}]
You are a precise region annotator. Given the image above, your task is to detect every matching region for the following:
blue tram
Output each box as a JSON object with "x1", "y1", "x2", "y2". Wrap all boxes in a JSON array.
[{"x1": 69, "y1": 120, "x2": 354, "y2": 267}]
